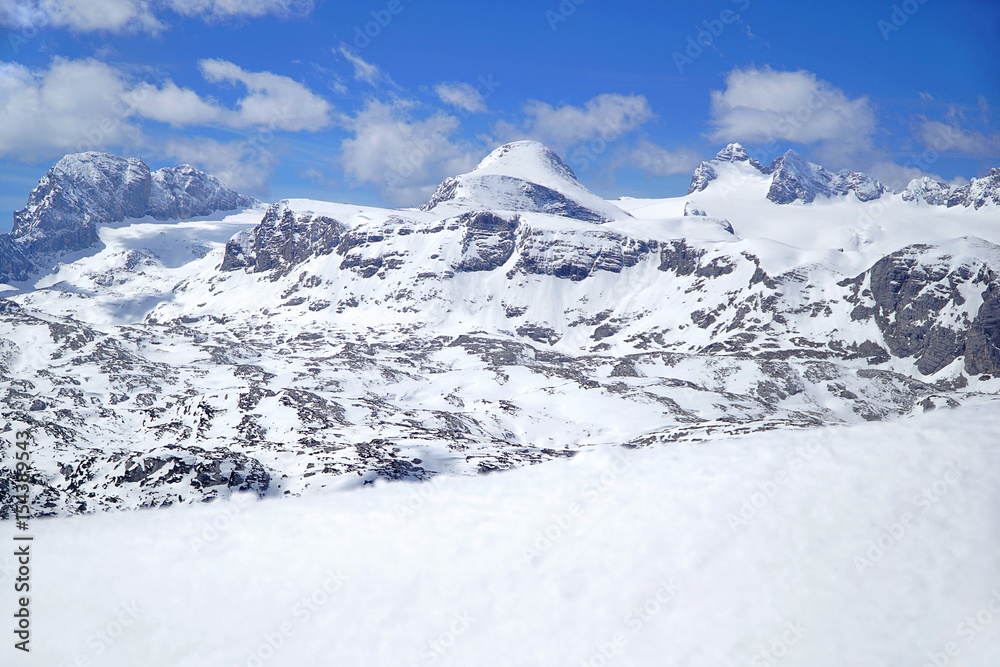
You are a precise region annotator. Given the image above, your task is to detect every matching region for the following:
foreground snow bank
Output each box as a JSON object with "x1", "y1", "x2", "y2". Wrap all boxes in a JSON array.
[{"x1": 5, "y1": 402, "x2": 1000, "y2": 666}]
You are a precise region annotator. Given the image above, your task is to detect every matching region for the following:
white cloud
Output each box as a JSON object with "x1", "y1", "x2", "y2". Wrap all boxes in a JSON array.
[
  {"x1": 865, "y1": 161, "x2": 945, "y2": 193},
  {"x1": 198, "y1": 59, "x2": 333, "y2": 131},
  {"x1": 918, "y1": 120, "x2": 1000, "y2": 158},
  {"x1": 163, "y1": 136, "x2": 276, "y2": 194},
  {"x1": 499, "y1": 93, "x2": 654, "y2": 152},
  {"x1": 709, "y1": 67, "x2": 876, "y2": 165},
  {"x1": 131, "y1": 80, "x2": 222, "y2": 127},
  {"x1": 2, "y1": 0, "x2": 161, "y2": 33},
  {"x1": 434, "y1": 82, "x2": 487, "y2": 114},
  {"x1": 0, "y1": 0, "x2": 312, "y2": 34},
  {"x1": 49, "y1": 0, "x2": 161, "y2": 32},
  {"x1": 336, "y1": 47, "x2": 391, "y2": 87},
  {"x1": 340, "y1": 99, "x2": 477, "y2": 206},
  {"x1": 0, "y1": 56, "x2": 331, "y2": 169},
  {"x1": 0, "y1": 57, "x2": 142, "y2": 160},
  {"x1": 620, "y1": 138, "x2": 697, "y2": 177}
]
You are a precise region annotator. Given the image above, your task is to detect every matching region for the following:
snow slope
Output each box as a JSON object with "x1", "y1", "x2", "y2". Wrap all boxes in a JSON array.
[{"x1": 4, "y1": 400, "x2": 999, "y2": 666}]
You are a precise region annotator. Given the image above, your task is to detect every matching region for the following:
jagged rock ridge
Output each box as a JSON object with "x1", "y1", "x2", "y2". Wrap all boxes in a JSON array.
[{"x1": 688, "y1": 143, "x2": 886, "y2": 204}]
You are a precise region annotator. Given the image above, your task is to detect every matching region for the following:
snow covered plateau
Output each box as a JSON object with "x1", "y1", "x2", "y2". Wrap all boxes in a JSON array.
[{"x1": 1, "y1": 141, "x2": 999, "y2": 665}]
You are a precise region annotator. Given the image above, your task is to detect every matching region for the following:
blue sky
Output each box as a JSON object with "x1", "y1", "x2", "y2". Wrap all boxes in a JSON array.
[{"x1": 0, "y1": 0, "x2": 997, "y2": 230}]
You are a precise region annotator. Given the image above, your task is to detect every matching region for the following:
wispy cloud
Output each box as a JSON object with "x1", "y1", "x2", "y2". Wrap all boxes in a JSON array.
[
  {"x1": 618, "y1": 138, "x2": 698, "y2": 177},
  {"x1": 336, "y1": 47, "x2": 393, "y2": 87},
  {"x1": 434, "y1": 82, "x2": 487, "y2": 114}
]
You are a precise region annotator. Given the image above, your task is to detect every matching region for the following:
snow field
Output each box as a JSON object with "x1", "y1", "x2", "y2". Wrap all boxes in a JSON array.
[{"x1": 4, "y1": 400, "x2": 999, "y2": 666}]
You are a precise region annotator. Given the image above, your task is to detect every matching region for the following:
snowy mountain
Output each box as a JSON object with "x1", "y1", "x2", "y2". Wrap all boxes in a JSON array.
[
  {"x1": 2, "y1": 142, "x2": 1000, "y2": 518},
  {"x1": 422, "y1": 140, "x2": 631, "y2": 223},
  {"x1": 902, "y1": 169, "x2": 1000, "y2": 209},
  {"x1": 0, "y1": 152, "x2": 257, "y2": 283},
  {"x1": 688, "y1": 143, "x2": 886, "y2": 204}
]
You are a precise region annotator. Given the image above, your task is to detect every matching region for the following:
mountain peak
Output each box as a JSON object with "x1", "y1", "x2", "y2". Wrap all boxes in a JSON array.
[
  {"x1": 688, "y1": 142, "x2": 768, "y2": 193},
  {"x1": 714, "y1": 143, "x2": 751, "y2": 163},
  {"x1": 422, "y1": 141, "x2": 629, "y2": 223},
  {"x1": 0, "y1": 151, "x2": 258, "y2": 283},
  {"x1": 472, "y1": 140, "x2": 579, "y2": 185},
  {"x1": 766, "y1": 150, "x2": 885, "y2": 204}
]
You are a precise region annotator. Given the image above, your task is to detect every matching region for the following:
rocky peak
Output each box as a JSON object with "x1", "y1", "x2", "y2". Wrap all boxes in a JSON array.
[
  {"x1": 12, "y1": 152, "x2": 151, "y2": 250},
  {"x1": 149, "y1": 164, "x2": 257, "y2": 221},
  {"x1": 714, "y1": 143, "x2": 751, "y2": 163},
  {"x1": 949, "y1": 168, "x2": 1000, "y2": 210},
  {"x1": 902, "y1": 177, "x2": 952, "y2": 206},
  {"x1": 1, "y1": 152, "x2": 258, "y2": 284},
  {"x1": 766, "y1": 150, "x2": 885, "y2": 204},
  {"x1": 688, "y1": 142, "x2": 768, "y2": 194},
  {"x1": 901, "y1": 168, "x2": 1000, "y2": 210},
  {"x1": 687, "y1": 162, "x2": 718, "y2": 194}
]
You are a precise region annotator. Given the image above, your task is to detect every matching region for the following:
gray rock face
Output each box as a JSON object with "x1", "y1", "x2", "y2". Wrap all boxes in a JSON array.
[
  {"x1": 964, "y1": 281, "x2": 1000, "y2": 374},
  {"x1": 222, "y1": 201, "x2": 346, "y2": 276},
  {"x1": 12, "y1": 153, "x2": 150, "y2": 256},
  {"x1": 514, "y1": 227, "x2": 653, "y2": 281},
  {"x1": 1, "y1": 152, "x2": 257, "y2": 283},
  {"x1": 866, "y1": 248, "x2": 970, "y2": 375},
  {"x1": 115, "y1": 448, "x2": 271, "y2": 497},
  {"x1": 846, "y1": 240, "x2": 1000, "y2": 375},
  {"x1": 687, "y1": 162, "x2": 718, "y2": 194},
  {"x1": 454, "y1": 211, "x2": 519, "y2": 272},
  {"x1": 0, "y1": 237, "x2": 28, "y2": 283},
  {"x1": 423, "y1": 177, "x2": 460, "y2": 211}
]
